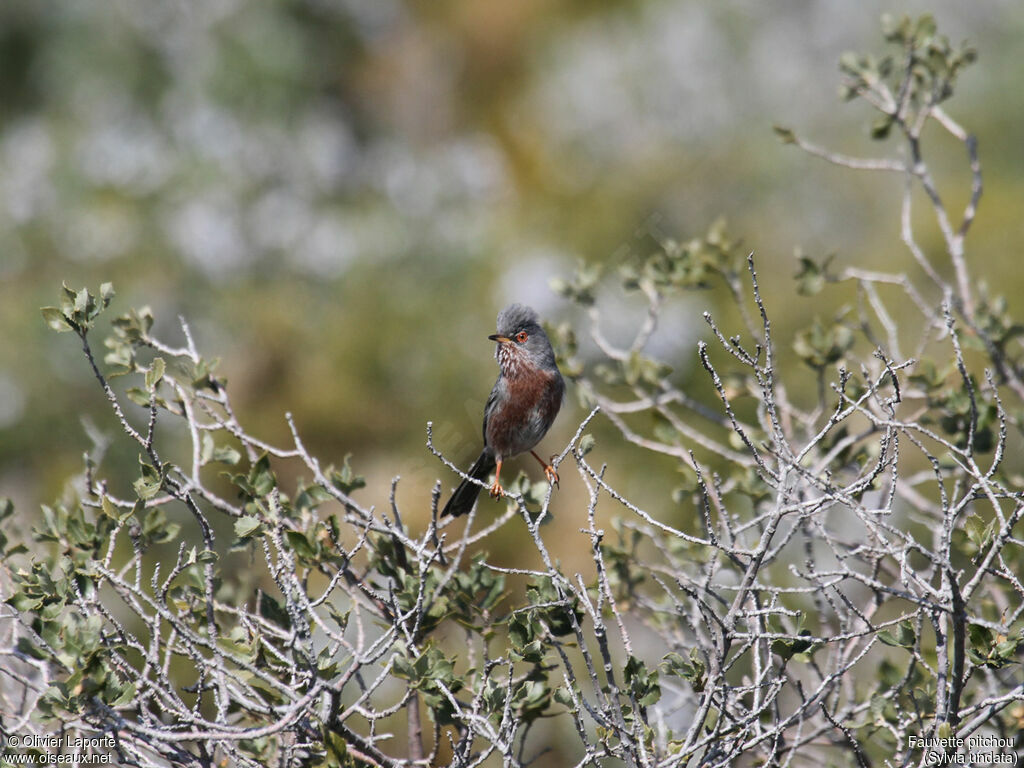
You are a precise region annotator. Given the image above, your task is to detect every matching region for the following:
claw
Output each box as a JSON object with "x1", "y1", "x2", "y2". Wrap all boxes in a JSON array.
[
  {"x1": 531, "y1": 450, "x2": 560, "y2": 488},
  {"x1": 544, "y1": 464, "x2": 559, "y2": 488}
]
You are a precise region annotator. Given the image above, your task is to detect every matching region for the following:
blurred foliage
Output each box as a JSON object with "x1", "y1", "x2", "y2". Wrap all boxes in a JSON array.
[{"x1": 4, "y1": 2, "x2": 1024, "y2": 529}]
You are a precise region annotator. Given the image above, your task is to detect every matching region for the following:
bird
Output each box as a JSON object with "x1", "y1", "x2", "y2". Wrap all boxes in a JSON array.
[{"x1": 441, "y1": 303, "x2": 565, "y2": 517}]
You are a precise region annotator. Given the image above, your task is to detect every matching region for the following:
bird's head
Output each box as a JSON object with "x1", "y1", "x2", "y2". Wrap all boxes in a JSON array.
[{"x1": 489, "y1": 303, "x2": 557, "y2": 375}]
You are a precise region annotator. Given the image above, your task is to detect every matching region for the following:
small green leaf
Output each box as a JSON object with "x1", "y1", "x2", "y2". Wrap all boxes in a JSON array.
[
  {"x1": 793, "y1": 317, "x2": 854, "y2": 369},
  {"x1": 107, "y1": 681, "x2": 136, "y2": 708},
  {"x1": 878, "y1": 620, "x2": 916, "y2": 649},
  {"x1": 329, "y1": 454, "x2": 365, "y2": 494},
  {"x1": 248, "y1": 453, "x2": 277, "y2": 497},
  {"x1": 578, "y1": 433, "x2": 596, "y2": 457},
  {"x1": 965, "y1": 514, "x2": 995, "y2": 551},
  {"x1": 772, "y1": 629, "x2": 815, "y2": 661},
  {"x1": 913, "y1": 14, "x2": 937, "y2": 40},
  {"x1": 41, "y1": 307, "x2": 74, "y2": 333},
  {"x1": 61, "y1": 282, "x2": 77, "y2": 313},
  {"x1": 133, "y1": 476, "x2": 162, "y2": 501},
  {"x1": 141, "y1": 506, "x2": 179, "y2": 544},
  {"x1": 259, "y1": 592, "x2": 291, "y2": 629},
  {"x1": 145, "y1": 357, "x2": 166, "y2": 391},
  {"x1": 838, "y1": 51, "x2": 862, "y2": 75},
  {"x1": 126, "y1": 387, "x2": 150, "y2": 406},
  {"x1": 201, "y1": 434, "x2": 242, "y2": 466},
  {"x1": 100, "y1": 495, "x2": 131, "y2": 521},
  {"x1": 0, "y1": 498, "x2": 13, "y2": 524},
  {"x1": 870, "y1": 115, "x2": 894, "y2": 140},
  {"x1": 234, "y1": 515, "x2": 263, "y2": 539},
  {"x1": 624, "y1": 655, "x2": 661, "y2": 707},
  {"x1": 285, "y1": 530, "x2": 315, "y2": 560},
  {"x1": 794, "y1": 252, "x2": 835, "y2": 296},
  {"x1": 772, "y1": 125, "x2": 796, "y2": 144},
  {"x1": 553, "y1": 686, "x2": 575, "y2": 708},
  {"x1": 74, "y1": 287, "x2": 90, "y2": 316},
  {"x1": 7, "y1": 591, "x2": 44, "y2": 612},
  {"x1": 215, "y1": 444, "x2": 241, "y2": 466}
]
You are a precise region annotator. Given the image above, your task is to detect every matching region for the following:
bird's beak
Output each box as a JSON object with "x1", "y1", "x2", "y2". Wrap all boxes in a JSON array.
[{"x1": 488, "y1": 334, "x2": 512, "y2": 344}]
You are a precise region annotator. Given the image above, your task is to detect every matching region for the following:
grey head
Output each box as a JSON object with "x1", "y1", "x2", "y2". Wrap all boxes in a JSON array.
[{"x1": 490, "y1": 303, "x2": 558, "y2": 373}]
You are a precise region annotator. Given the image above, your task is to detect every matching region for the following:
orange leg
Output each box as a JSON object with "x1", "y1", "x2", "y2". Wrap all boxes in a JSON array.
[
  {"x1": 530, "y1": 450, "x2": 559, "y2": 487},
  {"x1": 489, "y1": 459, "x2": 504, "y2": 498}
]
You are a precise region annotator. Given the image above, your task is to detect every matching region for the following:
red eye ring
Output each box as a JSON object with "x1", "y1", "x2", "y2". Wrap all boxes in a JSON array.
[{"x1": 515, "y1": 331, "x2": 529, "y2": 343}]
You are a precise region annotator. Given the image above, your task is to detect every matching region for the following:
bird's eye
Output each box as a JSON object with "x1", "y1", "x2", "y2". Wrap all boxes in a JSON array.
[{"x1": 515, "y1": 331, "x2": 529, "y2": 343}]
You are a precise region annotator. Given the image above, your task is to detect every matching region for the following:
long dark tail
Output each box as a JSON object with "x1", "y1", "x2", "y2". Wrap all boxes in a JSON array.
[{"x1": 441, "y1": 450, "x2": 496, "y2": 517}]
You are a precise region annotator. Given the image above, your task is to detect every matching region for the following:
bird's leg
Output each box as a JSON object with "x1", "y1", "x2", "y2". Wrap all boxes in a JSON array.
[
  {"x1": 530, "y1": 450, "x2": 559, "y2": 487},
  {"x1": 489, "y1": 460, "x2": 504, "y2": 498}
]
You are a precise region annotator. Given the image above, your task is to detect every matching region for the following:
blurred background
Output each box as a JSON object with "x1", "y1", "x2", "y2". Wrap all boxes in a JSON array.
[{"x1": 2, "y1": 0, "x2": 1023, "y2": 543}]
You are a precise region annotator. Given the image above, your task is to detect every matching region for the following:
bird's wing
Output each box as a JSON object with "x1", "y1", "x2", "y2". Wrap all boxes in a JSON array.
[{"x1": 482, "y1": 380, "x2": 501, "y2": 446}]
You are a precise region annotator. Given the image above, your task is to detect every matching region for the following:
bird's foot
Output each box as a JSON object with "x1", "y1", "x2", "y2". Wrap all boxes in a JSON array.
[
  {"x1": 543, "y1": 463, "x2": 559, "y2": 488},
  {"x1": 531, "y1": 450, "x2": 560, "y2": 488},
  {"x1": 489, "y1": 479, "x2": 505, "y2": 498}
]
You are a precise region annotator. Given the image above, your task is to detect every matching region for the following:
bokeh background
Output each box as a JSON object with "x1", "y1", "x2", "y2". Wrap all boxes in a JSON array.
[{"x1": 2, "y1": 0, "x2": 1023, "y2": 545}]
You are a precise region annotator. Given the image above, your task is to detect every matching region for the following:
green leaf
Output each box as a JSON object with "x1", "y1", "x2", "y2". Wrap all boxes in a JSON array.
[
  {"x1": 234, "y1": 515, "x2": 263, "y2": 539},
  {"x1": 41, "y1": 307, "x2": 74, "y2": 333},
  {"x1": 551, "y1": 260, "x2": 601, "y2": 306},
  {"x1": 793, "y1": 317, "x2": 854, "y2": 369},
  {"x1": 141, "y1": 506, "x2": 180, "y2": 544},
  {"x1": 553, "y1": 686, "x2": 575, "y2": 708},
  {"x1": 913, "y1": 14, "x2": 936, "y2": 41},
  {"x1": 74, "y1": 287, "x2": 90, "y2": 316},
  {"x1": 259, "y1": 592, "x2": 291, "y2": 629},
  {"x1": 995, "y1": 637, "x2": 1020, "y2": 658},
  {"x1": 145, "y1": 357, "x2": 165, "y2": 391},
  {"x1": 107, "y1": 681, "x2": 136, "y2": 708},
  {"x1": 0, "y1": 497, "x2": 15, "y2": 524},
  {"x1": 870, "y1": 115, "x2": 894, "y2": 140},
  {"x1": 511, "y1": 678, "x2": 552, "y2": 721},
  {"x1": 285, "y1": 530, "x2": 315, "y2": 560},
  {"x1": 228, "y1": 454, "x2": 278, "y2": 499},
  {"x1": 100, "y1": 495, "x2": 132, "y2": 523},
  {"x1": 772, "y1": 629, "x2": 816, "y2": 661},
  {"x1": 7, "y1": 590, "x2": 44, "y2": 612},
  {"x1": 624, "y1": 655, "x2": 661, "y2": 707},
  {"x1": 968, "y1": 623, "x2": 992, "y2": 647},
  {"x1": 965, "y1": 514, "x2": 995, "y2": 551},
  {"x1": 126, "y1": 387, "x2": 150, "y2": 406},
  {"x1": 201, "y1": 433, "x2": 242, "y2": 466},
  {"x1": 793, "y1": 252, "x2": 835, "y2": 296},
  {"x1": 878, "y1": 620, "x2": 916, "y2": 649},
  {"x1": 772, "y1": 125, "x2": 796, "y2": 144},
  {"x1": 578, "y1": 433, "x2": 596, "y2": 457},
  {"x1": 662, "y1": 648, "x2": 706, "y2": 692},
  {"x1": 329, "y1": 454, "x2": 365, "y2": 495},
  {"x1": 322, "y1": 725, "x2": 350, "y2": 767},
  {"x1": 317, "y1": 646, "x2": 340, "y2": 679},
  {"x1": 213, "y1": 444, "x2": 241, "y2": 465},
  {"x1": 838, "y1": 51, "x2": 862, "y2": 76},
  {"x1": 881, "y1": 13, "x2": 910, "y2": 42},
  {"x1": 60, "y1": 282, "x2": 77, "y2": 313},
  {"x1": 133, "y1": 475, "x2": 162, "y2": 501}
]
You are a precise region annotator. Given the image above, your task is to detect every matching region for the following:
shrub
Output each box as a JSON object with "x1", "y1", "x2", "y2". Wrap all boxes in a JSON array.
[{"x1": 2, "y1": 15, "x2": 1021, "y2": 768}]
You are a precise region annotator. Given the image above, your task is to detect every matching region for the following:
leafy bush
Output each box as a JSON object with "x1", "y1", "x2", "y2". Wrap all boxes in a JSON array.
[{"x1": 2, "y1": 16, "x2": 1021, "y2": 768}]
